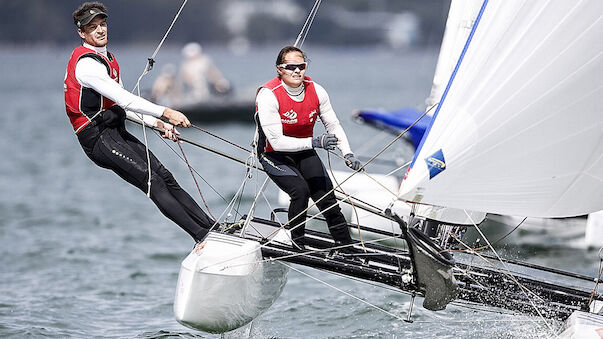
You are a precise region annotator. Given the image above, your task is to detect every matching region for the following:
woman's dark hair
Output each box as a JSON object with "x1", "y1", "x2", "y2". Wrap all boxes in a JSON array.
[{"x1": 275, "y1": 46, "x2": 308, "y2": 65}]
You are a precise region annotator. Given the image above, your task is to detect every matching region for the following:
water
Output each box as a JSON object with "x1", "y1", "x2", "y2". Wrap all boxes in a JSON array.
[{"x1": 1, "y1": 44, "x2": 600, "y2": 338}]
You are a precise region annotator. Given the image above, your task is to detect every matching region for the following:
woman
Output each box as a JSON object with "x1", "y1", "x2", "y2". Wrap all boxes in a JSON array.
[{"x1": 253, "y1": 46, "x2": 362, "y2": 249}]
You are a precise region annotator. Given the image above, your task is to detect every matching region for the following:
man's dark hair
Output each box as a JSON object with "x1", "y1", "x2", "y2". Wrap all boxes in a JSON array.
[
  {"x1": 275, "y1": 46, "x2": 308, "y2": 65},
  {"x1": 73, "y1": 2, "x2": 107, "y2": 27}
]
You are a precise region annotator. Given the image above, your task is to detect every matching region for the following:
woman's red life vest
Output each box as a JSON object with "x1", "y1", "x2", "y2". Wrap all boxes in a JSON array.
[
  {"x1": 64, "y1": 45, "x2": 120, "y2": 133},
  {"x1": 256, "y1": 76, "x2": 320, "y2": 153}
]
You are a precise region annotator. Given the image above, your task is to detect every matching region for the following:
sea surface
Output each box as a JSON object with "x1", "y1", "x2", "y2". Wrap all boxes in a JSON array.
[{"x1": 1, "y1": 44, "x2": 600, "y2": 338}]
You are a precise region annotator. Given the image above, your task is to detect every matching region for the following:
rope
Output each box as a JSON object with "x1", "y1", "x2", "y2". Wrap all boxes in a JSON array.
[
  {"x1": 131, "y1": 0, "x2": 189, "y2": 94},
  {"x1": 294, "y1": 0, "x2": 322, "y2": 48},
  {"x1": 321, "y1": 268, "x2": 552, "y2": 321},
  {"x1": 449, "y1": 233, "x2": 557, "y2": 334},
  {"x1": 280, "y1": 262, "x2": 409, "y2": 323},
  {"x1": 385, "y1": 160, "x2": 411, "y2": 177},
  {"x1": 458, "y1": 210, "x2": 556, "y2": 327},
  {"x1": 152, "y1": 130, "x2": 228, "y2": 203},
  {"x1": 177, "y1": 142, "x2": 216, "y2": 220},
  {"x1": 327, "y1": 152, "x2": 367, "y2": 252},
  {"x1": 126, "y1": 0, "x2": 189, "y2": 197},
  {"x1": 283, "y1": 263, "x2": 553, "y2": 331},
  {"x1": 445, "y1": 217, "x2": 527, "y2": 254},
  {"x1": 588, "y1": 247, "x2": 603, "y2": 308},
  {"x1": 191, "y1": 124, "x2": 251, "y2": 153}
]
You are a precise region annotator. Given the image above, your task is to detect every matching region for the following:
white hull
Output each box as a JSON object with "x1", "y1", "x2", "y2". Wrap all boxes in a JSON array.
[
  {"x1": 559, "y1": 310, "x2": 603, "y2": 339},
  {"x1": 174, "y1": 232, "x2": 288, "y2": 333},
  {"x1": 585, "y1": 211, "x2": 603, "y2": 249}
]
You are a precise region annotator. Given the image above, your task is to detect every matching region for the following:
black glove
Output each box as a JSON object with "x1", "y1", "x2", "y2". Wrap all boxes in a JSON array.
[
  {"x1": 312, "y1": 133, "x2": 338, "y2": 150},
  {"x1": 344, "y1": 153, "x2": 362, "y2": 171}
]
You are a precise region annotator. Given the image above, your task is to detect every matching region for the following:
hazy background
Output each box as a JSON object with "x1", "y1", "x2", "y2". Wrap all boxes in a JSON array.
[{"x1": 1, "y1": 0, "x2": 449, "y2": 49}]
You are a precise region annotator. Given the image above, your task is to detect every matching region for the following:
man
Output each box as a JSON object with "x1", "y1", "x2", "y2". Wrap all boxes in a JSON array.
[
  {"x1": 65, "y1": 2, "x2": 214, "y2": 242},
  {"x1": 178, "y1": 42, "x2": 231, "y2": 104}
]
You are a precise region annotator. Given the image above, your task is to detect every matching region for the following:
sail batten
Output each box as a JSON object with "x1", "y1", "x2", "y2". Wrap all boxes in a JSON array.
[{"x1": 399, "y1": 0, "x2": 603, "y2": 218}]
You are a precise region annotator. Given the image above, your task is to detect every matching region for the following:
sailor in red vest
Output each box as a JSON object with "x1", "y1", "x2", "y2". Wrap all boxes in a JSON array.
[
  {"x1": 64, "y1": 2, "x2": 214, "y2": 242},
  {"x1": 254, "y1": 46, "x2": 362, "y2": 250}
]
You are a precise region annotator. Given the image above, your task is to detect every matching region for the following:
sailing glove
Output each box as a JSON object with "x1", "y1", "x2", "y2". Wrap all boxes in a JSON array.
[
  {"x1": 312, "y1": 133, "x2": 338, "y2": 150},
  {"x1": 344, "y1": 153, "x2": 362, "y2": 171}
]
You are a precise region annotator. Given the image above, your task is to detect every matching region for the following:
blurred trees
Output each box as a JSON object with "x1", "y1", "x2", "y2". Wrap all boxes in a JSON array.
[{"x1": 1, "y1": 0, "x2": 449, "y2": 47}]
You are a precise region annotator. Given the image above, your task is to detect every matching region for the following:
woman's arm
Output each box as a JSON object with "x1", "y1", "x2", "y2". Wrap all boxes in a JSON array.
[{"x1": 314, "y1": 83, "x2": 353, "y2": 155}]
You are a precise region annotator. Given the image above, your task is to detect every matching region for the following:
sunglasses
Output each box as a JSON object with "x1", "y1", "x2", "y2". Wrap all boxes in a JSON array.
[{"x1": 278, "y1": 62, "x2": 307, "y2": 72}]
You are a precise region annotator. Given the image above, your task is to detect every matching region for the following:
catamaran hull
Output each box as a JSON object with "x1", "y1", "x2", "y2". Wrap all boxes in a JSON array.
[
  {"x1": 174, "y1": 232, "x2": 288, "y2": 333},
  {"x1": 558, "y1": 310, "x2": 603, "y2": 339}
]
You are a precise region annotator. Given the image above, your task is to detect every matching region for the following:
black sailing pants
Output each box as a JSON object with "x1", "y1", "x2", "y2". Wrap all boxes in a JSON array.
[
  {"x1": 76, "y1": 107, "x2": 214, "y2": 241},
  {"x1": 259, "y1": 149, "x2": 352, "y2": 244}
]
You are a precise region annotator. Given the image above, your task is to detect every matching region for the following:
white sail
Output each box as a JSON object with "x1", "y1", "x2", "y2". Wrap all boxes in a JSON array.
[
  {"x1": 399, "y1": 0, "x2": 603, "y2": 218},
  {"x1": 425, "y1": 0, "x2": 484, "y2": 108}
]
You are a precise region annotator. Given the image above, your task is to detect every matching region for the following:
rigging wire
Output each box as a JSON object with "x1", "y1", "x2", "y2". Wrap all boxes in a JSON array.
[
  {"x1": 125, "y1": 117, "x2": 257, "y2": 222},
  {"x1": 293, "y1": 0, "x2": 323, "y2": 48},
  {"x1": 282, "y1": 262, "x2": 546, "y2": 326},
  {"x1": 131, "y1": 0, "x2": 189, "y2": 94},
  {"x1": 324, "y1": 268, "x2": 553, "y2": 321},
  {"x1": 137, "y1": 123, "x2": 228, "y2": 202},
  {"x1": 329, "y1": 151, "x2": 399, "y2": 197},
  {"x1": 280, "y1": 261, "x2": 410, "y2": 323},
  {"x1": 127, "y1": 0, "x2": 189, "y2": 197},
  {"x1": 457, "y1": 208, "x2": 554, "y2": 326},
  {"x1": 587, "y1": 247, "x2": 603, "y2": 308},
  {"x1": 444, "y1": 217, "x2": 527, "y2": 254},
  {"x1": 448, "y1": 233, "x2": 558, "y2": 334},
  {"x1": 384, "y1": 160, "x2": 411, "y2": 177},
  {"x1": 191, "y1": 124, "x2": 251, "y2": 153},
  {"x1": 326, "y1": 152, "x2": 367, "y2": 252},
  {"x1": 177, "y1": 142, "x2": 215, "y2": 219}
]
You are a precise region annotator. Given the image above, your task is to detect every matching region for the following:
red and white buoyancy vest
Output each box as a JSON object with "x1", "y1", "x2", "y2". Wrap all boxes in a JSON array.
[
  {"x1": 256, "y1": 76, "x2": 320, "y2": 153},
  {"x1": 64, "y1": 45, "x2": 120, "y2": 133}
]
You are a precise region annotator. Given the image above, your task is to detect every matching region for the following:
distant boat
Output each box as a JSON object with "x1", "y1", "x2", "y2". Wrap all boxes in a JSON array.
[{"x1": 176, "y1": 97, "x2": 255, "y2": 124}]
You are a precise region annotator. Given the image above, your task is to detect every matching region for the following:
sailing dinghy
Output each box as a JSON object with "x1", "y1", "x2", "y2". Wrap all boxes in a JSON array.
[{"x1": 168, "y1": 0, "x2": 602, "y2": 335}]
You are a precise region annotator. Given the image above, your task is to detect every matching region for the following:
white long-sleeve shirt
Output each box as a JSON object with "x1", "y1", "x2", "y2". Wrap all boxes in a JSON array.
[
  {"x1": 255, "y1": 80, "x2": 353, "y2": 155},
  {"x1": 74, "y1": 43, "x2": 164, "y2": 126}
]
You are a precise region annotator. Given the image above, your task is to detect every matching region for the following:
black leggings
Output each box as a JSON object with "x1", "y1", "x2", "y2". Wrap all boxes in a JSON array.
[
  {"x1": 77, "y1": 113, "x2": 214, "y2": 241},
  {"x1": 260, "y1": 150, "x2": 351, "y2": 243}
]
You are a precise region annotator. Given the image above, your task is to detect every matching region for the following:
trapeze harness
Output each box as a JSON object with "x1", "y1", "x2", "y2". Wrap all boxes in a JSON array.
[
  {"x1": 255, "y1": 76, "x2": 352, "y2": 244},
  {"x1": 64, "y1": 45, "x2": 213, "y2": 241}
]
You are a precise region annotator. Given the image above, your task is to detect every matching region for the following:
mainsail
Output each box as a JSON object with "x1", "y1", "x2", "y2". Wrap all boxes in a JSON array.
[
  {"x1": 425, "y1": 0, "x2": 484, "y2": 108},
  {"x1": 399, "y1": 0, "x2": 603, "y2": 217}
]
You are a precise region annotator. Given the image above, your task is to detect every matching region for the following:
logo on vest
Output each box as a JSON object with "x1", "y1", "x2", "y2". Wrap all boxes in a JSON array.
[{"x1": 282, "y1": 109, "x2": 298, "y2": 124}]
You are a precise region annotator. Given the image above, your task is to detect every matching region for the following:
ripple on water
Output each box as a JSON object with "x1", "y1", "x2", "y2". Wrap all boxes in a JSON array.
[
  {"x1": 148, "y1": 252, "x2": 183, "y2": 262},
  {"x1": 140, "y1": 329, "x2": 208, "y2": 338}
]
